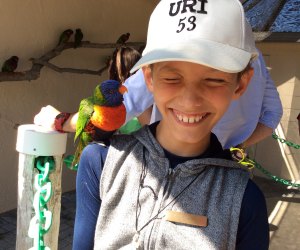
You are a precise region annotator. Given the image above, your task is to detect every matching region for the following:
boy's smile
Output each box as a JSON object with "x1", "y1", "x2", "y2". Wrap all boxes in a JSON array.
[
  {"x1": 143, "y1": 61, "x2": 252, "y2": 157},
  {"x1": 173, "y1": 109, "x2": 209, "y2": 125}
]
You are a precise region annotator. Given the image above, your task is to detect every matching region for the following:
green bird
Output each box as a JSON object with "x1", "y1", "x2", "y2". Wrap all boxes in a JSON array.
[
  {"x1": 71, "y1": 79, "x2": 127, "y2": 170},
  {"x1": 74, "y1": 28, "x2": 83, "y2": 48},
  {"x1": 57, "y1": 29, "x2": 73, "y2": 46}
]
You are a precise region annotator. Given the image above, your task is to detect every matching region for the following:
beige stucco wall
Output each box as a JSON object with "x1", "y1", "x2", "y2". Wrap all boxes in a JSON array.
[
  {"x1": 0, "y1": 0, "x2": 158, "y2": 213},
  {"x1": 252, "y1": 43, "x2": 300, "y2": 181}
]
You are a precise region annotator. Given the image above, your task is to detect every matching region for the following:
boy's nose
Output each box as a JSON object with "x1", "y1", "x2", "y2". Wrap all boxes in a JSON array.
[{"x1": 179, "y1": 86, "x2": 204, "y2": 108}]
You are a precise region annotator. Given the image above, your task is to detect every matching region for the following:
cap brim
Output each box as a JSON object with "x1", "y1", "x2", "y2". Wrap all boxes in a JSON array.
[{"x1": 130, "y1": 40, "x2": 256, "y2": 74}]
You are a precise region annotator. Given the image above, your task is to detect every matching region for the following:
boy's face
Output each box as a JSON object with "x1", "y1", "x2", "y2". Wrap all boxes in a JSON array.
[{"x1": 143, "y1": 61, "x2": 253, "y2": 156}]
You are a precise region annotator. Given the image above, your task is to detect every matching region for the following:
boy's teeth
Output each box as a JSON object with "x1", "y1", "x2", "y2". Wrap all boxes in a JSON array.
[{"x1": 176, "y1": 113, "x2": 205, "y2": 123}]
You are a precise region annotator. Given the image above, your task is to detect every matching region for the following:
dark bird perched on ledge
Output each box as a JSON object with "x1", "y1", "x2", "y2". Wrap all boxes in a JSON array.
[
  {"x1": 74, "y1": 28, "x2": 83, "y2": 48},
  {"x1": 57, "y1": 29, "x2": 73, "y2": 46},
  {"x1": 1, "y1": 56, "x2": 19, "y2": 72},
  {"x1": 297, "y1": 113, "x2": 300, "y2": 136},
  {"x1": 116, "y1": 32, "x2": 130, "y2": 44},
  {"x1": 72, "y1": 79, "x2": 127, "y2": 169}
]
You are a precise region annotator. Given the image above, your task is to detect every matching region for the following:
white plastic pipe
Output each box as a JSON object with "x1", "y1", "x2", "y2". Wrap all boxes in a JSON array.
[{"x1": 16, "y1": 124, "x2": 68, "y2": 250}]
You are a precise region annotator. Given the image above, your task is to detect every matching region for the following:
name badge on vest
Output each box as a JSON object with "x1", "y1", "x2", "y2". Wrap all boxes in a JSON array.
[{"x1": 165, "y1": 210, "x2": 208, "y2": 227}]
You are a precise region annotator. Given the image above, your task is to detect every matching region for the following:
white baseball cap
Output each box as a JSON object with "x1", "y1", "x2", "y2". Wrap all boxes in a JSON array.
[{"x1": 131, "y1": 0, "x2": 258, "y2": 73}]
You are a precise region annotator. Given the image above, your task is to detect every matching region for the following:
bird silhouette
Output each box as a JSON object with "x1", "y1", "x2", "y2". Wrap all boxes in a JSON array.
[
  {"x1": 74, "y1": 28, "x2": 83, "y2": 48},
  {"x1": 57, "y1": 29, "x2": 74, "y2": 46},
  {"x1": 1, "y1": 56, "x2": 19, "y2": 72},
  {"x1": 116, "y1": 32, "x2": 130, "y2": 44}
]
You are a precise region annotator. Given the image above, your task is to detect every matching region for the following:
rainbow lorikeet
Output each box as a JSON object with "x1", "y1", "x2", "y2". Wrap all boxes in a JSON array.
[{"x1": 71, "y1": 80, "x2": 127, "y2": 169}]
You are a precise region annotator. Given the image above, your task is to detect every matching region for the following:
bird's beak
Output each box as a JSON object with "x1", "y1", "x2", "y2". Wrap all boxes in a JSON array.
[{"x1": 119, "y1": 85, "x2": 128, "y2": 94}]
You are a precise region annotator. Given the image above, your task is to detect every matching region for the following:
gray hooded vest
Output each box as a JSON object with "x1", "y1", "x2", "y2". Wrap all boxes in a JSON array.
[{"x1": 94, "y1": 126, "x2": 249, "y2": 250}]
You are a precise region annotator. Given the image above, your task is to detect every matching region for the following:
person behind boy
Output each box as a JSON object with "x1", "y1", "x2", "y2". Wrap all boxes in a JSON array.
[
  {"x1": 124, "y1": 49, "x2": 283, "y2": 149},
  {"x1": 106, "y1": 46, "x2": 148, "y2": 133},
  {"x1": 73, "y1": 0, "x2": 269, "y2": 249}
]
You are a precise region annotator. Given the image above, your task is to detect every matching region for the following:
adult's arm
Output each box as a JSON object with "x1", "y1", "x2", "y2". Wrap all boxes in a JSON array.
[
  {"x1": 33, "y1": 105, "x2": 77, "y2": 132},
  {"x1": 240, "y1": 122, "x2": 272, "y2": 148},
  {"x1": 241, "y1": 51, "x2": 283, "y2": 148},
  {"x1": 73, "y1": 143, "x2": 108, "y2": 250},
  {"x1": 256, "y1": 51, "x2": 283, "y2": 130}
]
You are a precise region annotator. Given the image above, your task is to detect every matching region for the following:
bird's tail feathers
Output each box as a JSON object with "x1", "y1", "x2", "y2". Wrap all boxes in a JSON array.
[{"x1": 71, "y1": 133, "x2": 91, "y2": 169}]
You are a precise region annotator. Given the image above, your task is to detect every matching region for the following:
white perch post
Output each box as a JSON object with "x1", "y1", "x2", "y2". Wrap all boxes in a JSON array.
[{"x1": 16, "y1": 124, "x2": 68, "y2": 250}]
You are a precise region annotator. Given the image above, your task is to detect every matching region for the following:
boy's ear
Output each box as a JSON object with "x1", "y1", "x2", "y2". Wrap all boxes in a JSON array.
[
  {"x1": 232, "y1": 67, "x2": 254, "y2": 100},
  {"x1": 142, "y1": 66, "x2": 154, "y2": 93}
]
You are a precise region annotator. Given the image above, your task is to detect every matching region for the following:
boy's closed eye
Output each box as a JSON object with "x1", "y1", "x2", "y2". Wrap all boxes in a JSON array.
[
  {"x1": 160, "y1": 75, "x2": 181, "y2": 83},
  {"x1": 204, "y1": 78, "x2": 230, "y2": 86},
  {"x1": 164, "y1": 77, "x2": 181, "y2": 82}
]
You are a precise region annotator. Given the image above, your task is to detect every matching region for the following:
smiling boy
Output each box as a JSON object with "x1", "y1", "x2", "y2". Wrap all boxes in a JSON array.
[
  {"x1": 142, "y1": 62, "x2": 252, "y2": 157},
  {"x1": 73, "y1": 0, "x2": 269, "y2": 249}
]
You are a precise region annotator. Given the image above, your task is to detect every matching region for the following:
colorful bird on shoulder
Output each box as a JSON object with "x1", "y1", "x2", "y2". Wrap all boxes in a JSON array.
[{"x1": 71, "y1": 80, "x2": 127, "y2": 169}]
